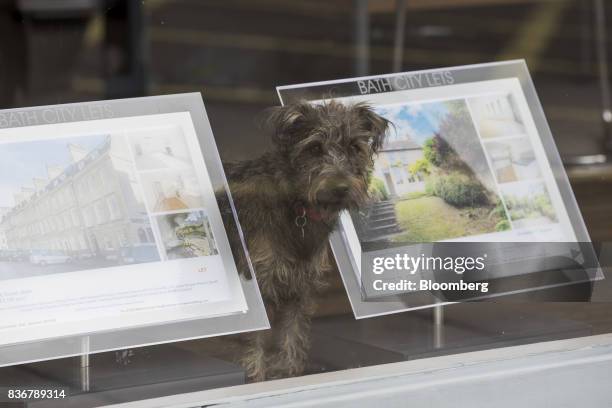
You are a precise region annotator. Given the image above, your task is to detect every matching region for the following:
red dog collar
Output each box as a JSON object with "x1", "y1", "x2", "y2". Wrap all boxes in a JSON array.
[{"x1": 294, "y1": 203, "x2": 325, "y2": 222}]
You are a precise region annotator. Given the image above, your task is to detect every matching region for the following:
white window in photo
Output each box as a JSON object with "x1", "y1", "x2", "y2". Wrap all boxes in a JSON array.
[
  {"x1": 70, "y1": 236, "x2": 78, "y2": 250},
  {"x1": 107, "y1": 195, "x2": 122, "y2": 220},
  {"x1": 95, "y1": 200, "x2": 109, "y2": 224},
  {"x1": 118, "y1": 230, "x2": 129, "y2": 247},
  {"x1": 71, "y1": 208, "x2": 80, "y2": 227},
  {"x1": 85, "y1": 178, "x2": 92, "y2": 195},
  {"x1": 146, "y1": 227, "x2": 154, "y2": 242},
  {"x1": 78, "y1": 180, "x2": 88, "y2": 198},
  {"x1": 137, "y1": 227, "x2": 148, "y2": 243},
  {"x1": 97, "y1": 169, "x2": 106, "y2": 189},
  {"x1": 87, "y1": 176, "x2": 95, "y2": 195},
  {"x1": 84, "y1": 206, "x2": 95, "y2": 227},
  {"x1": 78, "y1": 234, "x2": 87, "y2": 250},
  {"x1": 63, "y1": 213, "x2": 71, "y2": 230}
]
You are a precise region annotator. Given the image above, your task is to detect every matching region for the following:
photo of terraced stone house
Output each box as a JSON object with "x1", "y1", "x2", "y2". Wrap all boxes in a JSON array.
[{"x1": 0, "y1": 134, "x2": 159, "y2": 279}]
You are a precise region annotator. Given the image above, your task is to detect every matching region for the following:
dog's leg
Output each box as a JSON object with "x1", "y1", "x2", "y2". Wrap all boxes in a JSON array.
[
  {"x1": 241, "y1": 329, "x2": 272, "y2": 382},
  {"x1": 239, "y1": 301, "x2": 276, "y2": 382},
  {"x1": 272, "y1": 294, "x2": 316, "y2": 378}
]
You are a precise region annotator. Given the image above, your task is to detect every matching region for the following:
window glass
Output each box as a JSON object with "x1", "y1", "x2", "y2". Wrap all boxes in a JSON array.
[{"x1": 0, "y1": 1, "x2": 611, "y2": 406}]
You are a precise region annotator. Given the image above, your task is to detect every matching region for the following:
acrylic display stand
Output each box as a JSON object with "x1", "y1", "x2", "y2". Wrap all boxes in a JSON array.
[
  {"x1": 308, "y1": 303, "x2": 592, "y2": 370},
  {"x1": 1, "y1": 345, "x2": 245, "y2": 408}
]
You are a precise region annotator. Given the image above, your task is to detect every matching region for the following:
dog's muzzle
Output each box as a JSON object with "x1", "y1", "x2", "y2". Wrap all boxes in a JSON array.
[{"x1": 316, "y1": 183, "x2": 350, "y2": 205}]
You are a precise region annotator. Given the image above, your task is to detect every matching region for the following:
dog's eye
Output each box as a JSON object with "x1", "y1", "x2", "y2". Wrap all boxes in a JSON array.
[
  {"x1": 351, "y1": 143, "x2": 362, "y2": 154},
  {"x1": 308, "y1": 143, "x2": 323, "y2": 155}
]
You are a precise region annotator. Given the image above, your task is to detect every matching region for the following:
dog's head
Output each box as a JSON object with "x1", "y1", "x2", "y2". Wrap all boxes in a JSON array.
[{"x1": 267, "y1": 100, "x2": 389, "y2": 211}]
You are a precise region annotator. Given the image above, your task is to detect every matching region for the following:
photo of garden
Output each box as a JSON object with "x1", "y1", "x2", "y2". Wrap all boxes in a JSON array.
[
  {"x1": 352, "y1": 99, "x2": 512, "y2": 248},
  {"x1": 500, "y1": 182, "x2": 558, "y2": 229},
  {"x1": 156, "y1": 210, "x2": 219, "y2": 260}
]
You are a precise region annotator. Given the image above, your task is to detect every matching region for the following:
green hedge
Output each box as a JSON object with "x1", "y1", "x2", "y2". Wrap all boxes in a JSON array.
[
  {"x1": 426, "y1": 172, "x2": 489, "y2": 207},
  {"x1": 495, "y1": 219, "x2": 511, "y2": 231},
  {"x1": 368, "y1": 177, "x2": 389, "y2": 201}
]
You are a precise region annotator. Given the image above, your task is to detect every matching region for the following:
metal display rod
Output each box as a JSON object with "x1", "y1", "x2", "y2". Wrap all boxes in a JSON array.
[
  {"x1": 433, "y1": 301, "x2": 445, "y2": 349},
  {"x1": 80, "y1": 337, "x2": 90, "y2": 392},
  {"x1": 566, "y1": 0, "x2": 612, "y2": 165}
]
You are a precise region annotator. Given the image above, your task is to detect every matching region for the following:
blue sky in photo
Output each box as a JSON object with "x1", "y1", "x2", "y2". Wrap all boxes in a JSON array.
[
  {"x1": 375, "y1": 100, "x2": 454, "y2": 146},
  {"x1": 0, "y1": 134, "x2": 108, "y2": 208}
]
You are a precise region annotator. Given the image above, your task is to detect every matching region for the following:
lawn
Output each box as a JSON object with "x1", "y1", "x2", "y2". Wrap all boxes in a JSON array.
[{"x1": 391, "y1": 195, "x2": 500, "y2": 243}]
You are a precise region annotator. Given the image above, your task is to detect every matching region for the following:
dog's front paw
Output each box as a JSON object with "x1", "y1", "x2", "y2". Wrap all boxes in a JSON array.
[
  {"x1": 240, "y1": 349, "x2": 269, "y2": 382},
  {"x1": 267, "y1": 356, "x2": 306, "y2": 379},
  {"x1": 245, "y1": 366, "x2": 268, "y2": 383}
]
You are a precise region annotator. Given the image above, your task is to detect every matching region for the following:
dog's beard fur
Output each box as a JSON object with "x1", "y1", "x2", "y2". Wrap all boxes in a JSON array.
[
  {"x1": 306, "y1": 172, "x2": 369, "y2": 212},
  {"x1": 225, "y1": 100, "x2": 389, "y2": 381}
]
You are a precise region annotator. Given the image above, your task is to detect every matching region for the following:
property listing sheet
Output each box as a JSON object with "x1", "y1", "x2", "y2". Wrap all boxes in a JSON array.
[{"x1": 0, "y1": 112, "x2": 247, "y2": 345}]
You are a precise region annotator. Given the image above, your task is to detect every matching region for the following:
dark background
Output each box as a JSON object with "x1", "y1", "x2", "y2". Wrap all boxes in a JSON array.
[{"x1": 1, "y1": 0, "x2": 611, "y2": 162}]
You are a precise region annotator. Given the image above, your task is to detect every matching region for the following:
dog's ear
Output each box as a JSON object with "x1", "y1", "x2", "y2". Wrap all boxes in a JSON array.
[
  {"x1": 352, "y1": 103, "x2": 389, "y2": 154},
  {"x1": 265, "y1": 102, "x2": 314, "y2": 149}
]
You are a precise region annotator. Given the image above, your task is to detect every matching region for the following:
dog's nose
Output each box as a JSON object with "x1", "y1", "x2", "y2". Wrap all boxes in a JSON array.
[{"x1": 333, "y1": 184, "x2": 350, "y2": 197}]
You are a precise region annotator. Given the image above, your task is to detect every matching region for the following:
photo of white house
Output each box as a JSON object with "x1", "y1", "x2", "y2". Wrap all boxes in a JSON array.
[
  {"x1": 372, "y1": 136, "x2": 425, "y2": 197},
  {"x1": 128, "y1": 125, "x2": 193, "y2": 171},
  {"x1": 484, "y1": 137, "x2": 542, "y2": 183},
  {"x1": 468, "y1": 93, "x2": 527, "y2": 139},
  {"x1": 140, "y1": 170, "x2": 204, "y2": 212}
]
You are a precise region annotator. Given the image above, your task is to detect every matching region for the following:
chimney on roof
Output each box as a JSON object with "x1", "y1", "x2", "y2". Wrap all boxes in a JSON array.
[
  {"x1": 13, "y1": 192, "x2": 25, "y2": 205},
  {"x1": 21, "y1": 186, "x2": 35, "y2": 201},
  {"x1": 68, "y1": 144, "x2": 88, "y2": 163},
  {"x1": 32, "y1": 177, "x2": 48, "y2": 191},
  {"x1": 47, "y1": 165, "x2": 63, "y2": 180}
]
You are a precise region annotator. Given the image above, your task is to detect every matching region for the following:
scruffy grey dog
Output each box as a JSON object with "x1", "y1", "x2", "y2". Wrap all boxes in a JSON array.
[{"x1": 225, "y1": 100, "x2": 389, "y2": 381}]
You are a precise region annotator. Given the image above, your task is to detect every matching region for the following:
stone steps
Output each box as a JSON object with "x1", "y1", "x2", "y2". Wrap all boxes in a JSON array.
[{"x1": 363, "y1": 199, "x2": 401, "y2": 240}]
